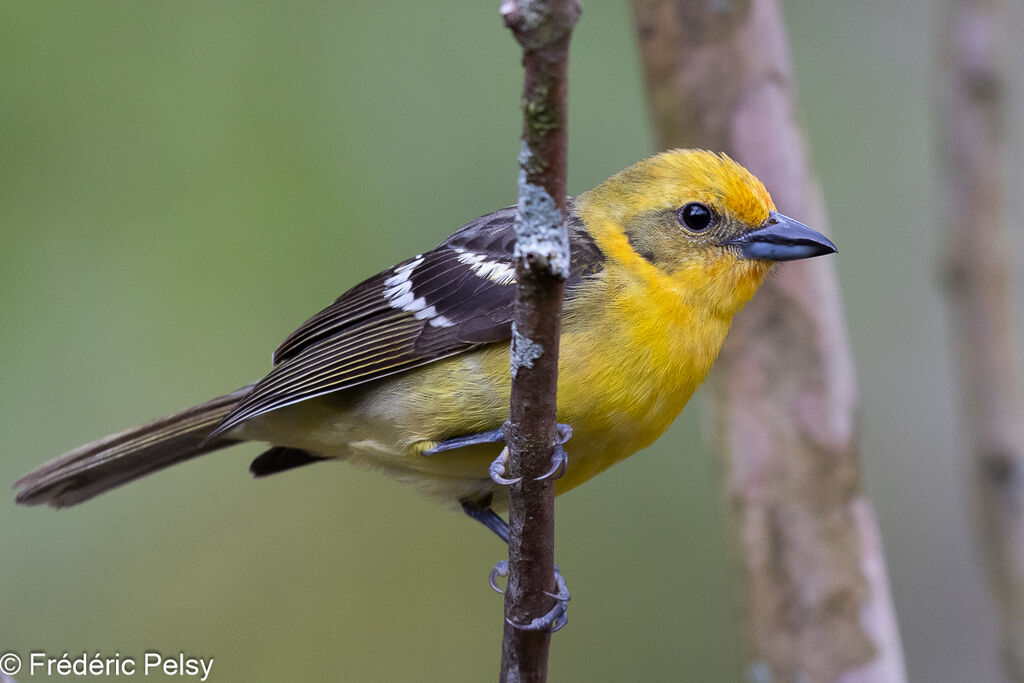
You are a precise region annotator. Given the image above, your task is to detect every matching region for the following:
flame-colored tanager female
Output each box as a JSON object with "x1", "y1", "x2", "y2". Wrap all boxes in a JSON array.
[{"x1": 15, "y1": 149, "x2": 836, "y2": 539}]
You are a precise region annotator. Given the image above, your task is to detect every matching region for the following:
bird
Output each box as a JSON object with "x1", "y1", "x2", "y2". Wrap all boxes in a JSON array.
[{"x1": 14, "y1": 149, "x2": 836, "y2": 543}]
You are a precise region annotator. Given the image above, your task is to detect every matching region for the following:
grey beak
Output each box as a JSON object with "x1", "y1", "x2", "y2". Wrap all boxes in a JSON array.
[{"x1": 730, "y1": 211, "x2": 837, "y2": 262}]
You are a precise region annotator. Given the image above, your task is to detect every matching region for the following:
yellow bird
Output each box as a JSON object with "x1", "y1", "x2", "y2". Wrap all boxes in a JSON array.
[{"x1": 14, "y1": 149, "x2": 835, "y2": 541}]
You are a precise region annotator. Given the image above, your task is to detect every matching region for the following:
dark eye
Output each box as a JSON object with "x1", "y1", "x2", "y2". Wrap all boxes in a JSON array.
[{"x1": 677, "y1": 202, "x2": 713, "y2": 232}]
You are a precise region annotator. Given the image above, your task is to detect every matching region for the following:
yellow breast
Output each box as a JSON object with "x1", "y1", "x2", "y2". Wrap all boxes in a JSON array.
[{"x1": 548, "y1": 270, "x2": 732, "y2": 493}]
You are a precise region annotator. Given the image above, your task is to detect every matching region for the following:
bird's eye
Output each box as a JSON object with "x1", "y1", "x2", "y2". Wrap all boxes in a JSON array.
[{"x1": 677, "y1": 202, "x2": 713, "y2": 232}]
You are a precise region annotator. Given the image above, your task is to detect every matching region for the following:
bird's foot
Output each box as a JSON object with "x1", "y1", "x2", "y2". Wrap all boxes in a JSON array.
[
  {"x1": 486, "y1": 422, "x2": 572, "y2": 485},
  {"x1": 489, "y1": 560, "x2": 570, "y2": 633},
  {"x1": 423, "y1": 423, "x2": 571, "y2": 485}
]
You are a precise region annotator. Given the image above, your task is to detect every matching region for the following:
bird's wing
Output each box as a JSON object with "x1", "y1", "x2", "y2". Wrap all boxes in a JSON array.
[{"x1": 209, "y1": 203, "x2": 604, "y2": 437}]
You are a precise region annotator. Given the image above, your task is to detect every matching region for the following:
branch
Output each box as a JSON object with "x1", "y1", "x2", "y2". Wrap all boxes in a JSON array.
[
  {"x1": 631, "y1": 0, "x2": 906, "y2": 680},
  {"x1": 940, "y1": 1, "x2": 1024, "y2": 678},
  {"x1": 500, "y1": 1, "x2": 580, "y2": 681}
]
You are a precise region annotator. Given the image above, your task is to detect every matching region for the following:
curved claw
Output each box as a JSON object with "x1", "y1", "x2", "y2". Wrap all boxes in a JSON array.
[
  {"x1": 489, "y1": 560, "x2": 509, "y2": 594},
  {"x1": 534, "y1": 444, "x2": 568, "y2": 481},
  {"x1": 533, "y1": 423, "x2": 572, "y2": 481},
  {"x1": 555, "y1": 423, "x2": 573, "y2": 445},
  {"x1": 489, "y1": 447, "x2": 523, "y2": 486},
  {"x1": 543, "y1": 565, "x2": 571, "y2": 601},
  {"x1": 505, "y1": 565, "x2": 571, "y2": 633}
]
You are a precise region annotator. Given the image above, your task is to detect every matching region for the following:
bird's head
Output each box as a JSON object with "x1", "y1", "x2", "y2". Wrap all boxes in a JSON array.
[{"x1": 576, "y1": 149, "x2": 836, "y2": 315}]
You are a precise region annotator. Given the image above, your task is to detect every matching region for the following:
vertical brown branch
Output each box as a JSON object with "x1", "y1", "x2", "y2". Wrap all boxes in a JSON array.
[
  {"x1": 631, "y1": 0, "x2": 906, "y2": 680},
  {"x1": 500, "y1": 1, "x2": 580, "y2": 681},
  {"x1": 940, "y1": 1, "x2": 1024, "y2": 678}
]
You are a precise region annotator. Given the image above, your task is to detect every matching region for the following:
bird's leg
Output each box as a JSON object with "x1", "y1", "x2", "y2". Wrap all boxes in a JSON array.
[
  {"x1": 421, "y1": 428, "x2": 506, "y2": 455},
  {"x1": 423, "y1": 423, "x2": 571, "y2": 486},
  {"x1": 421, "y1": 427, "x2": 523, "y2": 484},
  {"x1": 462, "y1": 501, "x2": 571, "y2": 633},
  {"x1": 461, "y1": 499, "x2": 509, "y2": 543},
  {"x1": 454, "y1": 421, "x2": 574, "y2": 634}
]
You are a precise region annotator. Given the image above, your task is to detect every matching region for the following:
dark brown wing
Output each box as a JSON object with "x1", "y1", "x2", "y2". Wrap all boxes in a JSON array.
[{"x1": 209, "y1": 202, "x2": 604, "y2": 437}]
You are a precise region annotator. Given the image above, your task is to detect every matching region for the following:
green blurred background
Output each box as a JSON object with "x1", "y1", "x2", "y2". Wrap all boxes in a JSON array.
[{"x1": 2, "y1": 2, "x2": 1022, "y2": 681}]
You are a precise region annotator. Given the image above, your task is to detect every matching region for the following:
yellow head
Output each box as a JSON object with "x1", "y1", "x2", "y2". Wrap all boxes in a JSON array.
[
  {"x1": 583, "y1": 149, "x2": 773, "y2": 225},
  {"x1": 576, "y1": 149, "x2": 835, "y2": 317}
]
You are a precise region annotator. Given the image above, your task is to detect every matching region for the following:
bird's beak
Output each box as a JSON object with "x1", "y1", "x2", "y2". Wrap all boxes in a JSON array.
[{"x1": 730, "y1": 211, "x2": 837, "y2": 262}]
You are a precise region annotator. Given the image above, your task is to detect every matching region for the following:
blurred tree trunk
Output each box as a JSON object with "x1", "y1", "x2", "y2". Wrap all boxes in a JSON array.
[
  {"x1": 940, "y1": 0, "x2": 1024, "y2": 679},
  {"x1": 630, "y1": 1, "x2": 906, "y2": 681}
]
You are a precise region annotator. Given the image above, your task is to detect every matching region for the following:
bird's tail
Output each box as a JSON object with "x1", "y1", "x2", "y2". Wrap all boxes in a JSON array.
[{"x1": 14, "y1": 386, "x2": 252, "y2": 508}]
